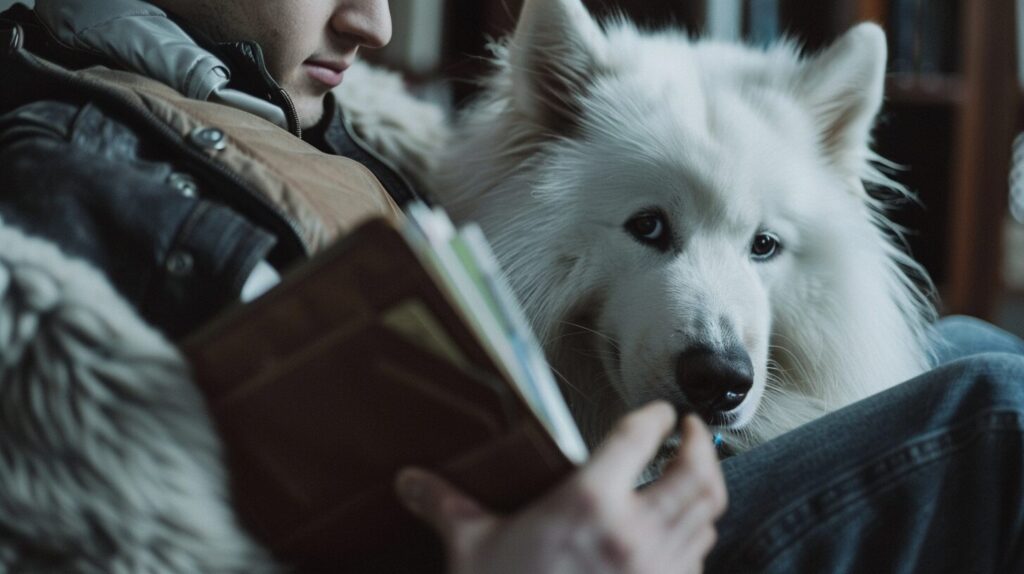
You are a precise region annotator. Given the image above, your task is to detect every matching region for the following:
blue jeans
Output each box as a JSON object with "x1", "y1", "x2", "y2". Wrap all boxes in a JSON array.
[{"x1": 707, "y1": 316, "x2": 1024, "y2": 573}]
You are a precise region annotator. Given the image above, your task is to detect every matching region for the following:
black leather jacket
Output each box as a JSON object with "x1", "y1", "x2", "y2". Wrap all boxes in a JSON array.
[{"x1": 0, "y1": 5, "x2": 419, "y2": 338}]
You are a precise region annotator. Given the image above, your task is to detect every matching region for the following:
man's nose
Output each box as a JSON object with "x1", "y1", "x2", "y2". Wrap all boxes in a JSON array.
[{"x1": 332, "y1": 0, "x2": 393, "y2": 49}]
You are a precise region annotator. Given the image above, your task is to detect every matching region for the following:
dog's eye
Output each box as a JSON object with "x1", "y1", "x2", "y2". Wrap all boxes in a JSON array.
[
  {"x1": 750, "y1": 233, "x2": 781, "y2": 261},
  {"x1": 625, "y1": 212, "x2": 669, "y2": 249}
]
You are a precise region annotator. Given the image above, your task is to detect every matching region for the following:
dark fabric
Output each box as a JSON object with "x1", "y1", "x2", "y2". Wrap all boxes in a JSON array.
[{"x1": 0, "y1": 99, "x2": 277, "y2": 338}]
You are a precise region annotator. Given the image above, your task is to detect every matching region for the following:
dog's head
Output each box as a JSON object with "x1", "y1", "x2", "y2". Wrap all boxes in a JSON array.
[{"x1": 438, "y1": 0, "x2": 927, "y2": 442}]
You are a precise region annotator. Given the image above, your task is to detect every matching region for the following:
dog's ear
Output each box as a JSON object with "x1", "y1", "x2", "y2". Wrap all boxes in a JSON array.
[
  {"x1": 797, "y1": 23, "x2": 887, "y2": 174},
  {"x1": 509, "y1": 0, "x2": 608, "y2": 131}
]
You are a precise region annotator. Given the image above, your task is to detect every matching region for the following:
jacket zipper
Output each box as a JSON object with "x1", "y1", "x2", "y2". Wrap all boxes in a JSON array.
[
  {"x1": 278, "y1": 87, "x2": 302, "y2": 139},
  {"x1": 241, "y1": 40, "x2": 303, "y2": 139},
  {"x1": 11, "y1": 47, "x2": 312, "y2": 258}
]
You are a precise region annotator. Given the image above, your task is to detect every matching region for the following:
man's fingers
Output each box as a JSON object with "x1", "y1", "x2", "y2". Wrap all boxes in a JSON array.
[
  {"x1": 670, "y1": 525, "x2": 718, "y2": 574},
  {"x1": 640, "y1": 508, "x2": 719, "y2": 574},
  {"x1": 664, "y1": 497, "x2": 720, "y2": 555},
  {"x1": 395, "y1": 467, "x2": 496, "y2": 555},
  {"x1": 582, "y1": 401, "x2": 677, "y2": 491},
  {"x1": 643, "y1": 415, "x2": 728, "y2": 521}
]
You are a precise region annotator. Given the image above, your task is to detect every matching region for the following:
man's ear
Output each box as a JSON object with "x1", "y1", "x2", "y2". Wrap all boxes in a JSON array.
[
  {"x1": 508, "y1": 0, "x2": 608, "y2": 131},
  {"x1": 797, "y1": 23, "x2": 887, "y2": 174}
]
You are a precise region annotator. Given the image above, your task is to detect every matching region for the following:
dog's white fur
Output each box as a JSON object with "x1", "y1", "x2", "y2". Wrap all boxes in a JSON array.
[
  {"x1": 416, "y1": 0, "x2": 936, "y2": 450},
  {"x1": 0, "y1": 221, "x2": 279, "y2": 572},
  {"x1": 334, "y1": 62, "x2": 451, "y2": 186}
]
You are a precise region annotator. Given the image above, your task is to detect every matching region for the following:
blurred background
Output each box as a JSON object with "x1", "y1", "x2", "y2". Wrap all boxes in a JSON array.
[{"x1": 3, "y1": 0, "x2": 1022, "y2": 336}]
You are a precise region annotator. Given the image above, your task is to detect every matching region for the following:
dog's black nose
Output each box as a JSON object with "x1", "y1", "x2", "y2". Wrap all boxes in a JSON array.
[{"x1": 676, "y1": 345, "x2": 754, "y2": 414}]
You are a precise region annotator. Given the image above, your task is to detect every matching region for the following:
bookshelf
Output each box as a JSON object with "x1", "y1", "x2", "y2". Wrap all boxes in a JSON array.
[
  {"x1": 868, "y1": 0, "x2": 1017, "y2": 319},
  {"x1": 440, "y1": 0, "x2": 1020, "y2": 319},
  {"x1": 948, "y1": 0, "x2": 1018, "y2": 318},
  {"x1": 887, "y1": 74, "x2": 965, "y2": 106}
]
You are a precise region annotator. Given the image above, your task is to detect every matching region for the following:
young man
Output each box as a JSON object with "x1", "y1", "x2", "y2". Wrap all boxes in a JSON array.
[{"x1": 0, "y1": 1, "x2": 1022, "y2": 573}]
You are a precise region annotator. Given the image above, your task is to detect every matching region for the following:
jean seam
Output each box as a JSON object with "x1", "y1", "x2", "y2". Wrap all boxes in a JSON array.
[{"x1": 728, "y1": 409, "x2": 1024, "y2": 572}]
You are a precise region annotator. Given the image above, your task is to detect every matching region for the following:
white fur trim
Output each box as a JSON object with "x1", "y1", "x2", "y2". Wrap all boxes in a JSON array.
[
  {"x1": 333, "y1": 61, "x2": 450, "y2": 186},
  {"x1": 0, "y1": 222, "x2": 280, "y2": 572}
]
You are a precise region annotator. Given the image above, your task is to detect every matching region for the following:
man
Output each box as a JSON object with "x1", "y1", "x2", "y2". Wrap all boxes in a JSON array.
[{"x1": 0, "y1": 1, "x2": 1022, "y2": 573}]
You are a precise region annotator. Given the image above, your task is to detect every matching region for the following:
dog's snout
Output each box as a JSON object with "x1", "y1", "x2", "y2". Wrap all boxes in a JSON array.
[{"x1": 676, "y1": 345, "x2": 754, "y2": 413}]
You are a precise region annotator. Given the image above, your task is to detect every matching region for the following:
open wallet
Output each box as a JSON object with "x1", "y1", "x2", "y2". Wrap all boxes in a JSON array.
[{"x1": 182, "y1": 207, "x2": 588, "y2": 572}]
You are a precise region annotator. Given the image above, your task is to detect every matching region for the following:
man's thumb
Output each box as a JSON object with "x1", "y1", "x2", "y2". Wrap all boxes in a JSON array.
[{"x1": 395, "y1": 467, "x2": 494, "y2": 551}]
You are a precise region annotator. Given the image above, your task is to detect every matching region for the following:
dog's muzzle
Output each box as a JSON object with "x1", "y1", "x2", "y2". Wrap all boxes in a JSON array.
[{"x1": 676, "y1": 344, "x2": 754, "y2": 418}]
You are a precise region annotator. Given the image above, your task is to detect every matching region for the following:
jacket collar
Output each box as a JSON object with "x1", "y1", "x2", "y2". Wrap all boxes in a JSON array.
[{"x1": 32, "y1": 0, "x2": 293, "y2": 131}]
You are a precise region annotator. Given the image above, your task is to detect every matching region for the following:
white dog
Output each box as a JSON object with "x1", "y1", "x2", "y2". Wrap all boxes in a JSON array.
[
  {"x1": 426, "y1": 0, "x2": 938, "y2": 451},
  {"x1": 341, "y1": 0, "x2": 936, "y2": 451}
]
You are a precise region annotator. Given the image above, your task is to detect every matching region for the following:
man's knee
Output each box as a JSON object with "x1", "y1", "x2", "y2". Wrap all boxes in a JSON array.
[
  {"x1": 932, "y1": 316, "x2": 1024, "y2": 366},
  {"x1": 936, "y1": 314, "x2": 991, "y2": 335},
  {"x1": 945, "y1": 352, "x2": 1024, "y2": 408}
]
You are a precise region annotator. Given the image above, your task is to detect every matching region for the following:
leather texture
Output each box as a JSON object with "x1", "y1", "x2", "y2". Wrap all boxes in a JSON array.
[
  {"x1": 78, "y1": 66, "x2": 403, "y2": 252},
  {"x1": 184, "y1": 219, "x2": 574, "y2": 572}
]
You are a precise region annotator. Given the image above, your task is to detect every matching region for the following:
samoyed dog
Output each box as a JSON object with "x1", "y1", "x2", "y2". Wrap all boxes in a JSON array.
[
  {"x1": 342, "y1": 0, "x2": 936, "y2": 451},
  {"x1": 427, "y1": 0, "x2": 938, "y2": 451}
]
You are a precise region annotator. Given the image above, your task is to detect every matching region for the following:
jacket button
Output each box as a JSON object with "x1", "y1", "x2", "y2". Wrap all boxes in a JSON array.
[
  {"x1": 167, "y1": 173, "x2": 198, "y2": 198},
  {"x1": 188, "y1": 127, "x2": 227, "y2": 152},
  {"x1": 165, "y1": 250, "x2": 195, "y2": 276}
]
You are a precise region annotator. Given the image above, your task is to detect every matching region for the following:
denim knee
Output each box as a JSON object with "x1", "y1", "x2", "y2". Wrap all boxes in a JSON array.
[
  {"x1": 940, "y1": 352, "x2": 1024, "y2": 412},
  {"x1": 939, "y1": 314, "x2": 991, "y2": 331},
  {"x1": 931, "y1": 316, "x2": 1024, "y2": 366},
  {"x1": 711, "y1": 353, "x2": 1024, "y2": 574}
]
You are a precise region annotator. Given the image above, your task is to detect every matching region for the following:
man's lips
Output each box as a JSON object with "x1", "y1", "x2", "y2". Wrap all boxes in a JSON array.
[{"x1": 304, "y1": 60, "x2": 349, "y2": 87}]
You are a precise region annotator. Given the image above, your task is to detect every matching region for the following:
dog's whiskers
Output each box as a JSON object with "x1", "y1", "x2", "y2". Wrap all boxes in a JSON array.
[
  {"x1": 547, "y1": 363, "x2": 591, "y2": 403},
  {"x1": 544, "y1": 329, "x2": 591, "y2": 346},
  {"x1": 558, "y1": 320, "x2": 621, "y2": 351},
  {"x1": 768, "y1": 342, "x2": 814, "y2": 387},
  {"x1": 572, "y1": 348, "x2": 621, "y2": 362}
]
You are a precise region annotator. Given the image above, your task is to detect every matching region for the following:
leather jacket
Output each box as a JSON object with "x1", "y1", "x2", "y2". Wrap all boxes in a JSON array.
[{"x1": 0, "y1": 3, "x2": 421, "y2": 338}]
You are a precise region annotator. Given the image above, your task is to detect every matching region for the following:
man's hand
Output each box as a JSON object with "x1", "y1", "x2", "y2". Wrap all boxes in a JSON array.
[{"x1": 395, "y1": 401, "x2": 728, "y2": 574}]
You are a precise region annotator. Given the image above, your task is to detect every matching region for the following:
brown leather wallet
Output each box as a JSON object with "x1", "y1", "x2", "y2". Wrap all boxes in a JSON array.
[{"x1": 183, "y1": 218, "x2": 575, "y2": 572}]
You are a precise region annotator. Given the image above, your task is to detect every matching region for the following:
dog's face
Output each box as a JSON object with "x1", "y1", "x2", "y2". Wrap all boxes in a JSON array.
[
  {"x1": 569, "y1": 116, "x2": 808, "y2": 429},
  {"x1": 441, "y1": 0, "x2": 899, "y2": 438},
  {"x1": 534, "y1": 81, "x2": 844, "y2": 429},
  {"x1": 493, "y1": 0, "x2": 889, "y2": 431}
]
